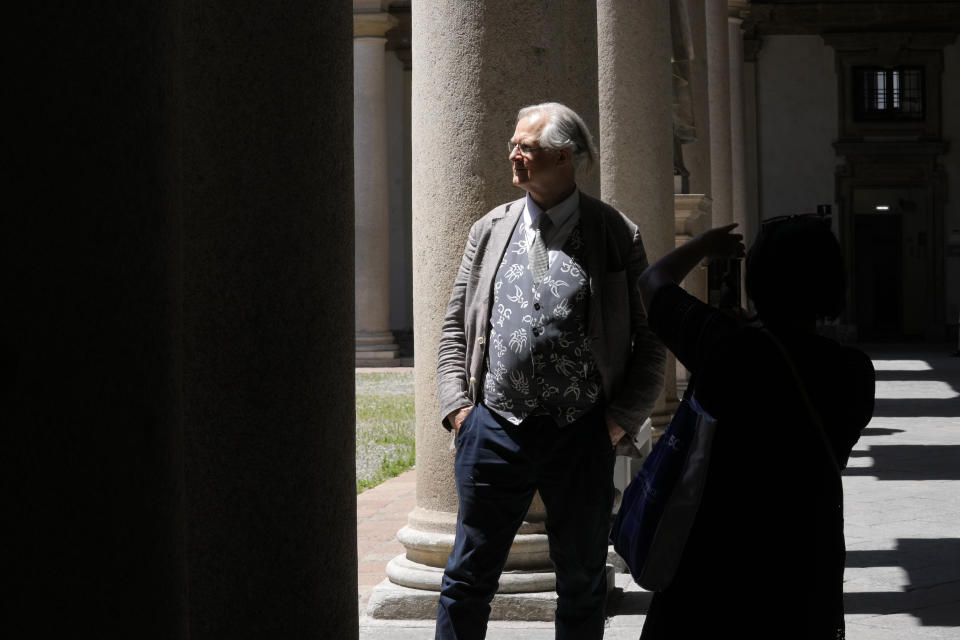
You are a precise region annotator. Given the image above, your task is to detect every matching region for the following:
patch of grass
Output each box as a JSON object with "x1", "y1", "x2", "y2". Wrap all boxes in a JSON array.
[
  {"x1": 356, "y1": 445, "x2": 416, "y2": 493},
  {"x1": 356, "y1": 371, "x2": 415, "y2": 493}
]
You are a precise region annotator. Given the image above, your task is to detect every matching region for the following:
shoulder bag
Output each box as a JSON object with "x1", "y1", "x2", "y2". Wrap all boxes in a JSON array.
[{"x1": 608, "y1": 379, "x2": 717, "y2": 591}]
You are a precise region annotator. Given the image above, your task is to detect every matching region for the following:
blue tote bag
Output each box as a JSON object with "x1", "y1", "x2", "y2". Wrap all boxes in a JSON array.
[{"x1": 609, "y1": 384, "x2": 717, "y2": 591}]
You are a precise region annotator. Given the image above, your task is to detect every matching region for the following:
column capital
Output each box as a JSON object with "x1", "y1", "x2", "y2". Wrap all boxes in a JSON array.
[
  {"x1": 728, "y1": 0, "x2": 750, "y2": 20},
  {"x1": 386, "y1": 8, "x2": 412, "y2": 70},
  {"x1": 354, "y1": 12, "x2": 398, "y2": 39}
]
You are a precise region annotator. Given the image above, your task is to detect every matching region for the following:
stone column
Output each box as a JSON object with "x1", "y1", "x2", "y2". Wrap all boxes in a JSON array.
[
  {"x1": 706, "y1": 0, "x2": 734, "y2": 227},
  {"x1": 685, "y1": 0, "x2": 713, "y2": 196},
  {"x1": 369, "y1": 0, "x2": 602, "y2": 620},
  {"x1": 354, "y1": 11, "x2": 400, "y2": 363},
  {"x1": 728, "y1": 2, "x2": 749, "y2": 306},
  {"x1": 743, "y1": 35, "x2": 762, "y2": 248},
  {"x1": 671, "y1": 194, "x2": 713, "y2": 395},
  {"x1": 181, "y1": 2, "x2": 359, "y2": 637},
  {"x1": 675, "y1": 195, "x2": 714, "y2": 303},
  {"x1": 598, "y1": 0, "x2": 675, "y2": 428},
  {"x1": 387, "y1": 9, "x2": 414, "y2": 352},
  {"x1": 9, "y1": 2, "x2": 358, "y2": 638},
  {"x1": 8, "y1": 5, "x2": 188, "y2": 635}
]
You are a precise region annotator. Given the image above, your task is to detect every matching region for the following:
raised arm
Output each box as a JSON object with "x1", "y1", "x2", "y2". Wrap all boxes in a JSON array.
[{"x1": 637, "y1": 223, "x2": 745, "y2": 312}]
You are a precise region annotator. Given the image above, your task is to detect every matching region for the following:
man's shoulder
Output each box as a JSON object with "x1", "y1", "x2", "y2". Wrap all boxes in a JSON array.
[
  {"x1": 471, "y1": 197, "x2": 525, "y2": 231},
  {"x1": 488, "y1": 196, "x2": 525, "y2": 218}
]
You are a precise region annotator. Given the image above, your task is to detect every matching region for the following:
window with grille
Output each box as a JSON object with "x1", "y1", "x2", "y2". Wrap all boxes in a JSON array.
[{"x1": 853, "y1": 66, "x2": 925, "y2": 121}]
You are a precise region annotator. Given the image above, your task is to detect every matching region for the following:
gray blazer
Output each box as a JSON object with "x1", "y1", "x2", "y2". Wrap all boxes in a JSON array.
[{"x1": 436, "y1": 191, "x2": 666, "y2": 454}]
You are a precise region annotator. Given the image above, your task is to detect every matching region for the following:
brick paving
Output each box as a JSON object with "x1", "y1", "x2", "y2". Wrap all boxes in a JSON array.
[{"x1": 357, "y1": 468, "x2": 416, "y2": 610}]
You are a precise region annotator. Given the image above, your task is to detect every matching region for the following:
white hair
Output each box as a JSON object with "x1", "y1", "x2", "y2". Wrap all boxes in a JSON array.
[{"x1": 517, "y1": 102, "x2": 598, "y2": 171}]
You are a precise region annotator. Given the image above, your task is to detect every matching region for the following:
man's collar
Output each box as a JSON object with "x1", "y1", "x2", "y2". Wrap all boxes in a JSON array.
[{"x1": 525, "y1": 187, "x2": 579, "y2": 228}]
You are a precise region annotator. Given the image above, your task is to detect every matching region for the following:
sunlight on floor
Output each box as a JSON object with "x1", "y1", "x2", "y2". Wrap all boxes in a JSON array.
[
  {"x1": 871, "y1": 360, "x2": 933, "y2": 371},
  {"x1": 874, "y1": 380, "x2": 960, "y2": 399}
]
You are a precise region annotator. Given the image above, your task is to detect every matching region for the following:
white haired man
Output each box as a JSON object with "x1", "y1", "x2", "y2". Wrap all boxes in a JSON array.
[{"x1": 435, "y1": 102, "x2": 665, "y2": 639}]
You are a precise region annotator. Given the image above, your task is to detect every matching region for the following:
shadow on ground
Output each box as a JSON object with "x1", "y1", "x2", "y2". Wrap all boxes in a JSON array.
[{"x1": 846, "y1": 539, "x2": 960, "y2": 627}]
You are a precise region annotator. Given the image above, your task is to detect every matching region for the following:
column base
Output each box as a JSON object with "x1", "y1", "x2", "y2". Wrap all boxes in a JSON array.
[
  {"x1": 395, "y1": 522, "x2": 552, "y2": 570},
  {"x1": 356, "y1": 330, "x2": 400, "y2": 364},
  {"x1": 386, "y1": 554, "x2": 558, "y2": 593},
  {"x1": 366, "y1": 564, "x2": 616, "y2": 621}
]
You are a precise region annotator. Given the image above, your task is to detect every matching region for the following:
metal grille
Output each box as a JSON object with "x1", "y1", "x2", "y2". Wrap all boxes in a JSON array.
[{"x1": 854, "y1": 67, "x2": 925, "y2": 121}]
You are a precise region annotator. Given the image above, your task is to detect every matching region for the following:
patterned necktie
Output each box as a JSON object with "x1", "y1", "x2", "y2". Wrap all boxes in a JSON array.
[{"x1": 528, "y1": 214, "x2": 551, "y2": 282}]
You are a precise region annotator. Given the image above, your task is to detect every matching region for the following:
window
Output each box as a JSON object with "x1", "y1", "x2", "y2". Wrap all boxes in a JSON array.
[{"x1": 853, "y1": 66, "x2": 925, "y2": 121}]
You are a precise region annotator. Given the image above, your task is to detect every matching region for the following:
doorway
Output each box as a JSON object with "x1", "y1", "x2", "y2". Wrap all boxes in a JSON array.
[{"x1": 851, "y1": 187, "x2": 930, "y2": 340}]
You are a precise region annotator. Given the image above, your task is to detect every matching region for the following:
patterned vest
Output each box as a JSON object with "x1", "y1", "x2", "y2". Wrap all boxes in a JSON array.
[{"x1": 483, "y1": 214, "x2": 603, "y2": 426}]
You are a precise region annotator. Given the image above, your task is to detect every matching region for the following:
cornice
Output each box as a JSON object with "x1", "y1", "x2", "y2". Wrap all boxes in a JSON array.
[
  {"x1": 729, "y1": 0, "x2": 751, "y2": 20},
  {"x1": 833, "y1": 139, "x2": 950, "y2": 157},
  {"x1": 746, "y1": 2, "x2": 960, "y2": 36},
  {"x1": 822, "y1": 31, "x2": 958, "y2": 51}
]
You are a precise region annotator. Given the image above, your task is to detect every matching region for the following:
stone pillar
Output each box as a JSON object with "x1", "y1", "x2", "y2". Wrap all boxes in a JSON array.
[
  {"x1": 368, "y1": 0, "x2": 602, "y2": 620},
  {"x1": 355, "y1": 11, "x2": 400, "y2": 363},
  {"x1": 706, "y1": 0, "x2": 734, "y2": 227},
  {"x1": 675, "y1": 195, "x2": 714, "y2": 303},
  {"x1": 181, "y1": 1, "x2": 358, "y2": 637},
  {"x1": 7, "y1": 5, "x2": 188, "y2": 635},
  {"x1": 743, "y1": 35, "x2": 762, "y2": 248},
  {"x1": 598, "y1": 0, "x2": 675, "y2": 428},
  {"x1": 728, "y1": 3, "x2": 749, "y2": 306},
  {"x1": 387, "y1": 9, "x2": 414, "y2": 353},
  {"x1": 9, "y1": 2, "x2": 358, "y2": 639},
  {"x1": 685, "y1": 0, "x2": 713, "y2": 196},
  {"x1": 672, "y1": 194, "x2": 713, "y2": 397}
]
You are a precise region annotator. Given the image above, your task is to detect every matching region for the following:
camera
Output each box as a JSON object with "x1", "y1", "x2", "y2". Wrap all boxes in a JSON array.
[{"x1": 707, "y1": 258, "x2": 741, "y2": 310}]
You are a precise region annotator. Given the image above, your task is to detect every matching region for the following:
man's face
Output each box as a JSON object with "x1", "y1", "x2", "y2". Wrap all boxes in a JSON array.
[{"x1": 509, "y1": 113, "x2": 559, "y2": 196}]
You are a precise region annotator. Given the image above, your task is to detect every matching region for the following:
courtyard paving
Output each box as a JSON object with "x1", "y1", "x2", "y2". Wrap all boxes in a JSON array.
[{"x1": 357, "y1": 344, "x2": 960, "y2": 639}]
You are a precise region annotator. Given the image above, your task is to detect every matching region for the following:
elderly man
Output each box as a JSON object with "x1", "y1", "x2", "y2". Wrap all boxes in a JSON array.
[{"x1": 435, "y1": 102, "x2": 665, "y2": 640}]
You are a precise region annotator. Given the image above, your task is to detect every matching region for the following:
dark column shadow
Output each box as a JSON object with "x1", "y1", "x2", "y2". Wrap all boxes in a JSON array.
[
  {"x1": 872, "y1": 398, "x2": 960, "y2": 418},
  {"x1": 860, "y1": 427, "x2": 905, "y2": 437},
  {"x1": 846, "y1": 539, "x2": 960, "y2": 627},
  {"x1": 873, "y1": 370, "x2": 959, "y2": 382},
  {"x1": 606, "y1": 587, "x2": 652, "y2": 616},
  {"x1": 846, "y1": 445, "x2": 960, "y2": 481}
]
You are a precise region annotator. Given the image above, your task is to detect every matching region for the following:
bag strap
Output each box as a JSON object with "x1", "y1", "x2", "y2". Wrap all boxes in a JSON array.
[{"x1": 761, "y1": 329, "x2": 841, "y2": 478}]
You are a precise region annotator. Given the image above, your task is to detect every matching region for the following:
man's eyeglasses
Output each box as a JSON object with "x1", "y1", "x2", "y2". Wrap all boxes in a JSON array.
[
  {"x1": 507, "y1": 141, "x2": 542, "y2": 155},
  {"x1": 761, "y1": 212, "x2": 831, "y2": 229}
]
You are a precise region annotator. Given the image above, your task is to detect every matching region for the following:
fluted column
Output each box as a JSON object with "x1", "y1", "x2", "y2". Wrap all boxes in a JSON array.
[
  {"x1": 368, "y1": 0, "x2": 601, "y2": 620},
  {"x1": 354, "y1": 12, "x2": 400, "y2": 362},
  {"x1": 598, "y1": 0, "x2": 674, "y2": 428},
  {"x1": 706, "y1": 0, "x2": 733, "y2": 227}
]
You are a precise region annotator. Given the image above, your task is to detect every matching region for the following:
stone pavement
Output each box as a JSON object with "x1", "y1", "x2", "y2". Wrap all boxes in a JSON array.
[{"x1": 357, "y1": 344, "x2": 960, "y2": 639}]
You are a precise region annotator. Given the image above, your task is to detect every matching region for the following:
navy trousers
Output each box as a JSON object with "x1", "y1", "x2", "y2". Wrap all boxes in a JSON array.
[{"x1": 435, "y1": 402, "x2": 616, "y2": 640}]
